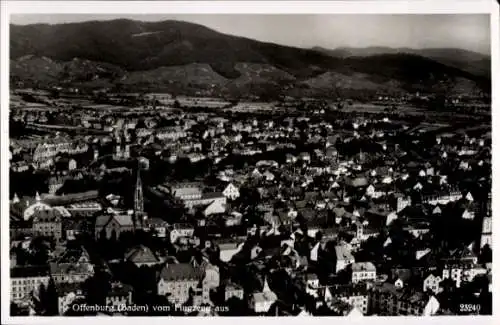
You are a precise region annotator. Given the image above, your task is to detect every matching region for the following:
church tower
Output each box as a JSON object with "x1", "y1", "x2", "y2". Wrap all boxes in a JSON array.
[{"x1": 133, "y1": 161, "x2": 146, "y2": 227}]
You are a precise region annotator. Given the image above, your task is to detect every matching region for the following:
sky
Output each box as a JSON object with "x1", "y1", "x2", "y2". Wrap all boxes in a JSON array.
[{"x1": 10, "y1": 14, "x2": 491, "y2": 55}]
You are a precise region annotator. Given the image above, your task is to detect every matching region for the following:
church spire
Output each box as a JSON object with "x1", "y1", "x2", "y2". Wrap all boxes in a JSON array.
[
  {"x1": 133, "y1": 161, "x2": 144, "y2": 224},
  {"x1": 13, "y1": 193, "x2": 20, "y2": 204}
]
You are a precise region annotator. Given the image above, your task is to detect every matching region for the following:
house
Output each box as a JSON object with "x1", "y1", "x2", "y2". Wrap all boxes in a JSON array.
[
  {"x1": 155, "y1": 126, "x2": 187, "y2": 141},
  {"x1": 299, "y1": 152, "x2": 311, "y2": 163},
  {"x1": 47, "y1": 175, "x2": 66, "y2": 195},
  {"x1": 49, "y1": 260, "x2": 94, "y2": 285},
  {"x1": 94, "y1": 213, "x2": 135, "y2": 240},
  {"x1": 286, "y1": 154, "x2": 297, "y2": 164},
  {"x1": 355, "y1": 222, "x2": 379, "y2": 242},
  {"x1": 224, "y1": 282, "x2": 244, "y2": 301},
  {"x1": 423, "y1": 271, "x2": 442, "y2": 294},
  {"x1": 442, "y1": 263, "x2": 488, "y2": 288},
  {"x1": 63, "y1": 218, "x2": 89, "y2": 241},
  {"x1": 404, "y1": 222, "x2": 431, "y2": 238},
  {"x1": 218, "y1": 241, "x2": 244, "y2": 263},
  {"x1": 201, "y1": 263, "x2": 220, "y2": 304},
  {"x1": 334, "y1": 245, "x2": 355, "y2": 273},
  {"x1": 157, "y1": 263, "x2": 204, "y2": 305},
  {"x1": 10, "y1": 266, "x2": 50, "y2": 303},
  {"x1": 393, "y1": 269, "x2": 412, "y2": 288},
  {"x1": 305, "y1": 273, "x2": 320, "y2": 297},
  {"x1": 396, "y1": 196, "x2": 412, "y2": 213},
  {"x1": 203, "y1": 199, "x2": 226, "y2": 216},
  {"x1": 333, "y1": 284, "x2": 370, "y2": 315},
  {"x1": 66, "y1": 201, "x2": 102, "y2": 218},
  {"x1": 310, "y1": 242, "x2": 320, "y2": 262},
  {"x1": 169, "y1": 183, "x2": 203, "y2": 200},
  {"x1": 32, "y1": 207, "x2": 64, "y2": 240},
  {"x1": 184, "y1": 192, "x2": 227, "y2": 211},
  {"x1": 56, "y1": 283, "x2": 85, "y2": 315},
  {"x1": 124, "y1": 245, "x2": 162, "y2": 267},
  {"x1": 169, "y1": 223, "x2": 195, "y2": 244},
  {"x1": 351, "y1": 262, "x2": 376, "y2": 283},
  {"x1": 423, "y1": 191, "x2": 462, "y2": 206},
  {"x1": 365, "y1": 184, "x2": 387, "y2": 199},
  {"x1": 222, "y1": 183, "x2": 240, "y2": 200},
  {"x1": 145, "y1": 218, "x2": 168, "y2": 238},
  {"x1": 250, "y1": 277, "x2": 277, "y2": 314},
  {"x1": 369, "y1": 283, "x2": 440, "y2": 316}
]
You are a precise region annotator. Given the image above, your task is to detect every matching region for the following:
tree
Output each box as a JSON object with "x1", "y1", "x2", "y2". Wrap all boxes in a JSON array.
[
  {"x1": 479, "y1": 244, "x2": 492, "y2": 264},
  {"x1": 10, "y1": 302, "x2": 22, "y2": 316},
  {"x1": 42, "y1": 278, "x2": 59, "y2": 315}
]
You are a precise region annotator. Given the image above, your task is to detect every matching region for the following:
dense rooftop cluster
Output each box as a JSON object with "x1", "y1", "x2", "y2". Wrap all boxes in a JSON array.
[{"x1": 9, "y1": 91, "x2": 492, "y2": 316}]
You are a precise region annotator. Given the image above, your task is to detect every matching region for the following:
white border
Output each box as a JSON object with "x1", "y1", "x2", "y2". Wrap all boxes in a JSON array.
[{"x1": 1, "y1": 1, "x2": 499, "y2": 325}]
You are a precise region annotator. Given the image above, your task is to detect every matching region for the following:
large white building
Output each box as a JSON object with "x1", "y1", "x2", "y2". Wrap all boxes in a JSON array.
[
  {"x1": 351, "y1": 262, "x2": 376, "y2": 283},
  {"x1": 222, "y1": 183, "x2": 240, "y2": 200}
]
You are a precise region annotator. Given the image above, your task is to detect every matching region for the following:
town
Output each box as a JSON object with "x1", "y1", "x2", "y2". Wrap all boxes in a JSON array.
[{"x1": 8, "y1": 87, "x2": 492, "y2": 317}]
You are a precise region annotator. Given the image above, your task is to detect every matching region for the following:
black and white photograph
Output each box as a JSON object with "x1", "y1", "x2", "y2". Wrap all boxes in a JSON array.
[{"x1": 1, "y1": 0, "x2": 498, "y2": 322}]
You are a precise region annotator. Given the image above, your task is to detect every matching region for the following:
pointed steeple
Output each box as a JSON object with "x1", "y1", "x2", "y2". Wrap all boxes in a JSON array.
[
  {"x1": 12, "y1": 193, "x2": 20, "y2": 204},
  {"x1": 262, "y1": 276, "x2": 271, "y2": 293},
  {"x1": 134, "y1": 162, "x2": 144, "y2": 223},
  {"x1": 35, "y1": 192, "x2": 41, "y2": 202}
]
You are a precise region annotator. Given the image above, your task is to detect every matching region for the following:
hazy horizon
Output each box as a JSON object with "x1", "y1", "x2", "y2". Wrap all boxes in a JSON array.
[{"x1": 10, "y1": 14, "x2": 491, "y2": 55}]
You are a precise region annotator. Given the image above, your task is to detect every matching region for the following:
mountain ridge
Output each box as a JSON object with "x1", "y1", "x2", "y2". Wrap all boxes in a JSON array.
[
  {"x1": 10, "y1": 19, "x2": 491, "y2": 98},
  {"x1": 312, "y1": 46, "x2": 491, "y2": 78}
]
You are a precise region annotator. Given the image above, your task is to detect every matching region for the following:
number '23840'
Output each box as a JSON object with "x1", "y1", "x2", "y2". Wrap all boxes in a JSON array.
[{"x1": 459, "y1": 304, "x2": 481, "y2": 313}]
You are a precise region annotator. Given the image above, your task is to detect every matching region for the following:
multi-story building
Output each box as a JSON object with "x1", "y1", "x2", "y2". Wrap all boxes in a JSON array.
[
  {"x1": 10, "y1": 266, "x2": 50, "y2": 303},
  {"x1": 224, "y1": 283, "x2": 244, "y2": 301},
  {"x1": 105, "y1": 282, "x2": 133, "y2": 310},
  {"x1": 201, "y1": 263, "x2": 220, "y2": 304},
  {"x1": 66, "y1": 202, "x2": 103, "y2": 218},
  {"x1": 164, "y1": 183, "x2": 227, "y2": 211},
  {"x1": 32, "y1": 140, "x2": 88, "y2": 166},
  {"x1": 56, "y1": 283, "x2": 85, "y2": 315},
  {"x1": 442, "y1": 262, "x2": 488, "y2": 288},
  {"x1": 155, "y1": 126, "x2": 187, "y2": 141},
  {"x1": 49, "y1": 260, "x2": 94, "y2": 285},
  {"x1": 369, "y1": 283, "x2": 440, "y2": 316},
  {"x1": 422, "y1": 191, "x2": 462, "y2": 206},
  {"x1": 331, "y1": 284, "x2": 370, "y2": 315},
  {"x1": 423, "y1": 271, "x2": 442, "y2": 294},
  {"x1": 222, "y1": 183, "x2": 240, "y2": 200},
  {"x1": 351, "y1": 262, "x2": 377, "y2": 283},
  {"x1": 32, "y1": 207, "x2": 64, "y2": 240},
  {"x1": 169, "y1": 223, "x2": 195, "y2": 244},
  {"x1": 157, "y1": 263, "x2": 204, "y2": 305}
]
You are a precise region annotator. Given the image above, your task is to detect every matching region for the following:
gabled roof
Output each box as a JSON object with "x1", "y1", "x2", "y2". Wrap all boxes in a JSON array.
[
  {"x1": 392, "y1": 268, "x2": 412, "y2": 282},
  {"x1": 95, "y1": 214, "x2": 135, "y2": 228},
  {"x1": 159, "y1": 263, "x2": 203, "y2": 282},
  {"x1": 125, "y1": 245, "x2": 160, "y2": 264}
]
